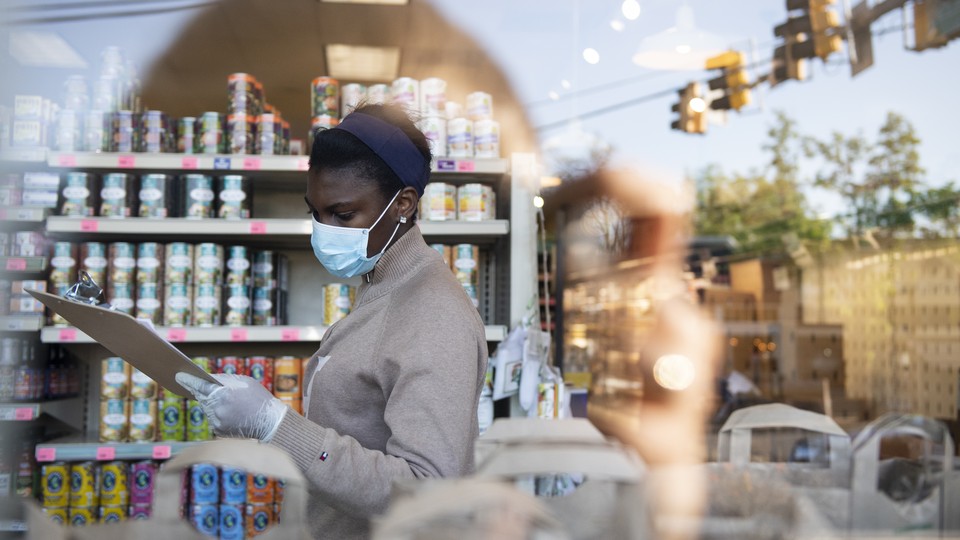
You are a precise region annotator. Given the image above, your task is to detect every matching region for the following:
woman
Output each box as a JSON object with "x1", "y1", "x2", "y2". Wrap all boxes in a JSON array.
[{"x1": 177, "y1": 104, "x2": 489, "y2": 539}]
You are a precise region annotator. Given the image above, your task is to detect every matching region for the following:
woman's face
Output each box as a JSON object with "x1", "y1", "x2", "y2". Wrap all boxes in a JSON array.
[{"x1": 305, "y1": 167, "x2": 412, "y2": 258}]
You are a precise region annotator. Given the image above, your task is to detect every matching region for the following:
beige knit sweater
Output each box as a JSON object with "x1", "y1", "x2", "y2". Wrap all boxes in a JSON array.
[{"x1": 269, "y1": 226, "x2": 488, "y2": 539}]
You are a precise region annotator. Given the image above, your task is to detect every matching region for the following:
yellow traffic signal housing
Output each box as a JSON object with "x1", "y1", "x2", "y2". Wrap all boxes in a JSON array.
[
  {"x1": 670, "y1": 82, "x2": 707, "y2": 134},
  {"x1": 705, "y1": 51, "x2": 752, "y2": 112},
  {"x1": 810, "y1": 0, "x2": 843, "y2": 58}
]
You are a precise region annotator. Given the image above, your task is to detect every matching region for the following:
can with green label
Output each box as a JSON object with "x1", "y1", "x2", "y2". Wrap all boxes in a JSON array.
[
  {"x1": 187, "y1": 399, "x2": 212, "y2": 441},
  {"x1": 159, "y1": 396, "x2": 185, "y2": 442}
]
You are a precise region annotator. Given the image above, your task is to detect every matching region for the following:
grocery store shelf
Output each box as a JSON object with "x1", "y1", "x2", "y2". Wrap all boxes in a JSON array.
[
  {"x1": 35, "y1": 436, "x2": 203, "y2": 462},
  {"x1": 0, "y1": 256, "x2": 47, "y2": 274},
  {"x1": 0, "y1": 397, "x2": 81, "y2": 422},
  {"x1": 46, "y1": 152, "x2": 508, "y2": 176},
  {"x1": 419, "y1": 220, "x2": 509, "y2": 237},
  {"x1": 0, "y1": 316, "x2": 44, "y2": 332},
  {"x1": 0, "y1": 207, "x2": 49, "y2": 223},
  {"x1": 0, "y1": 147, "x2": 47, "y2": 163}
]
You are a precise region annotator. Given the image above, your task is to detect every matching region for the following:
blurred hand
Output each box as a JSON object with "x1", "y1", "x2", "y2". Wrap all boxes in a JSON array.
[{"x1": 175, "y1": 372, "x2": 288, "y2": 442}]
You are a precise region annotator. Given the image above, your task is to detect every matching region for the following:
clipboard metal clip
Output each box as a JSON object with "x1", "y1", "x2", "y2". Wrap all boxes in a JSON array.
[{"x1": 64, "y1": 271, "x2": 112, "y2": 308}]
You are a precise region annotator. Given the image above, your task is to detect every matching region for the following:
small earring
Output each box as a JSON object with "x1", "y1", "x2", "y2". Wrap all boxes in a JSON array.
[{"x1": 399, "y1": 216, "x2": 407, "y2": 224}]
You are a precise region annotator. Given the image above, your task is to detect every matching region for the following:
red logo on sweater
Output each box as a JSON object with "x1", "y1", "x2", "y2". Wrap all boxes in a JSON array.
[{"x1": 319, "y1": 452, "x2": 328, "y2": 461}]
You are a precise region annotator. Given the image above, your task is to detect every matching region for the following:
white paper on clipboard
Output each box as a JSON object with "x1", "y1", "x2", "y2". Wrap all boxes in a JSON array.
[{"x1": 26, "y1": 288, "x2": 220, "y2": 398}]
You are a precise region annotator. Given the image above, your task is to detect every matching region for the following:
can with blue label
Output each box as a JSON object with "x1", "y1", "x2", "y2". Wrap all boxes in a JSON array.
[
  {"x1": 186, "y1": 399, "x2": 212, "y2": 441},
  {"x1": 159, "y1": 396, "x2": 185, "y2": 442},
  {"x1": 226, "y1": 245, "x2": 250, "y2": 286},
  {"x1": 98, "y1": 460, "x2": 129, "y2": 506},
  {"x1": 189, "y1": 504, "x2": 219, "y2": 536},
  {"x1": 221, "y1": 467, "x2": 247, "y2": 505},
  {"x1": 190, "y1": 464, "x2": 219, "y2": 504},
  {"x1": 42, "y1": 462, "x2": 69, "y2": 507},
  {"x1": 220, "y1": 504, "x2": 244, "y2": 540}
]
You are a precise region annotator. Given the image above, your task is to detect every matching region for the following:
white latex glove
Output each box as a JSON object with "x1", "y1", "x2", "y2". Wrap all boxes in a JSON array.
[{"x1": 175, "y1": 372, "x2": 288, "y2": 442}]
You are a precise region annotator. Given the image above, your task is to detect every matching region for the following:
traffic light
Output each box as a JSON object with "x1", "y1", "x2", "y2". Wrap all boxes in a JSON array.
[
  {"x1": 774, "y1": 0, "x2": 843, "y2": 60},
  {"x1": 670, "y1": 82, "x2": 707, "y2": 134},
  {"x1": 705, "y1": 51, "x2": 751, "y2": 112},
  {"x1": 771, "y1": 43, "x2": 808, "y2": 86},
  {"x1": 810, "y1": 0, "x2": 843, "y2": 59},
  {"x1": 914, "y1": 0, "x2": 960, "y2": 51}
]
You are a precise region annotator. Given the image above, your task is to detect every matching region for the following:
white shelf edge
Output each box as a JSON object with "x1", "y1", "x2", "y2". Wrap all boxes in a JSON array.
[
  {"x1": 35, "y1": 438, "x2": 204, "y2": 462},
  {"x1": 0, "y1": 397, "x2": 81, "y2": 421},
  {"x1": 0, "y1": 316, "x2": 44, "y2": 332},
  {"x1": 0, "y1": 207, "x2": 49, "y2": 222},
  {"x1": 0, "y1": 147, "x2": 47, "y2": 162}
]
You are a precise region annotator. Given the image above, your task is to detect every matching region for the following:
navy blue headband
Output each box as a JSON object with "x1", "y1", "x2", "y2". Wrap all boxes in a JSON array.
[{"x1": 334, "y1": 112, "x2": 429, "y2": 197}]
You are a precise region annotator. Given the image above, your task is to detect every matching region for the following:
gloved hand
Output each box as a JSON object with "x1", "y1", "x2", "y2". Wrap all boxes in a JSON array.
[{"x1": 175, "y1": 372, "x2": 288, "y2": 442}]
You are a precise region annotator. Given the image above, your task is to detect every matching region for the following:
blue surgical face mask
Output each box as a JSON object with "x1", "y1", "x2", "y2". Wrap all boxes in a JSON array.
[{"x1": 310, "y1": 191, "x2": 403, "y2": 279}]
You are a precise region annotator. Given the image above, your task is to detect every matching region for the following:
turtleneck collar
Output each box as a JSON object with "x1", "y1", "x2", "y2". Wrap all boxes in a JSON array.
[{"x1": 355, "y1": 225, "x2": 432, "y2": 306}]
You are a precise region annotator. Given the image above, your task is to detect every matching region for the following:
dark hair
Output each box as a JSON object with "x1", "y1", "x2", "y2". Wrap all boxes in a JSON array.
[{"x1": 309, "y1": 103, "x2": 431, "y2": 217}]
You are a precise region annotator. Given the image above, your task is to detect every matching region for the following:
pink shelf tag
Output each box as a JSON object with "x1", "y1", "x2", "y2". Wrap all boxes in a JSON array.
[
  {"x1": 117, "y1": 155, "x2": 136, "y2": 168},
  {"x1": 249, "y1": 221, "x2": 267, "y2": 234},
  {"x1": 230, "y1": 328, "x2": 248, "y2": 342},
  {"x1": 5, "y1": 258, "x2": 26, "y2": 271},
  {"x1": 96, "y1": 446, "x2": 116, "y2": 460},
  {"x1": 281, "y1": 328, "x2": 300, "y2": 342},
  {"x1": 152, "y1": 445, "x2": 172, "y2": 459},
  {"x1": 181, "y1": 156, "x2": 199, "y2": 170},
  {"x1": 456, "y1": 160, "x2": 476, "y2": 172},
  {"x1": 14, "y1": 407, "x2": 34, "y2": 421},
  {"x1": 167, "y1": 328, "x2": 187, "y2": 342},
  {"x1": 80, "y1": 219, "x2": 99, "y2": 232},
  {"x1": 242, "y1": 157, "x2": 261, "y2": 170},
  {"x1": 58, "y1": 154, "x2": 77, "y2": 167},
  {"x1": 297, "y1": 158, "x2": 310, "y2": 171},
  {"x1": 36, "y1": 448, "x2": 56, "y2": 462},
  {"x1": 59, "y1": 328, "x2": 77, "y2": 342}
]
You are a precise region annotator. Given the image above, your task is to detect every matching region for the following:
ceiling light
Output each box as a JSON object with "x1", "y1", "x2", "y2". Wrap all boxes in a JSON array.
[
  {"x1": 582, "y1": 48, "x2": 600, "y2": 65},
  {"x1": 321, "y1": 0, "x2": 408, "y2": 4},
  {"x1": 9, "y1": 31, "x2": 87, "y2": 69},
  {"x1": 621, "y1": 0, "x2": 641, "y2": 20},
  {"x1": 610, "y1": 19, "x2": 626, "y2": 32},
  {"x1": 325, "y1": 44, "x2": 400, "y2": 81}
]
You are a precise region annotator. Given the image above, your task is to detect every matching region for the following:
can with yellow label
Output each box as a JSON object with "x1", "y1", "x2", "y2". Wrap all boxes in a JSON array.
[
  {"x1": 68, "y1": 461, "x2": 99, "y2": 508},
  {"x1": 42, "y1": 462, "x2": 69, "y2": 507},
  {"x1": 99, "y1": 460, "x2": 129, "y2": 507}
]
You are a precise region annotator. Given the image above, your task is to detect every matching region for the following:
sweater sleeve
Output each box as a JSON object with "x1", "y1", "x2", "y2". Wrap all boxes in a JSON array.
[{"x1": 268, "y1": 306, "x2": 485, "y2": 518}]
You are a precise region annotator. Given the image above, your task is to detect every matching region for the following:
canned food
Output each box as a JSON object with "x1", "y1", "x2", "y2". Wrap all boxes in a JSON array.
[
  {"x1": 140, "y1": 110, "x2": 166, "y2": 153},
  {"x1": 100, "y1": 357, "x2": 129, "y2": 399},
  {"x1": 457, "y1": 184, "x2": 486, "y2": 222},
  {"x1": 198, "y1": 112, "x2": 223, "y2": 155},
  {"x1": 224, "y1": 284, "x2": 251, "y2": 326},
  {"x1": 190, "y1": 464, "x2": 219, "y2": 504},
  {"x1": 474, "y1": 119, "x2": 500, "y2": 159},
  {"x1": 323, "y1": 284, "x2": 354, "y2": 326},
  {"x1": 311, "y1": 77, "x2": 340, "y2": 118},
  {"x1": 418, "y1": 116, "x2": 447, "y2": 157},
  {"x1": 100, "y1": 398, "x2": 129, "y2": 442},
  {"x1": 220, "y1": 467, "x2": 246, "y2": 505},
  {"x1": 256, "y1": 114, "x2": 277, "y2": 155},
  {"x1": 109, "y1": 242, "x2": 137, "y2": 284},
  {"x1": 421, "y1": 183, "x2": 457, "y2": 221},
  {"x1": 129, "y1": 398, "x2": 157, "y2": 442},
  {"x1": 42, "y1": 462, "x2": 69, "y2": 507},
  {"x1": 245, "y1": 503, "x2": 274, "y2": 537},
  {"x1": 227, "y1": 114, "x2": 256, "y2": 155},
  {"x1": 186, "y1": 399, "x2": 211, "y2": 441},
  {"x1": 69, "y1": 461, "x2": 99, "y2": 508},
  {"x1": 252, "y1": 286, "x2": 278, "y2": 327},
  {"x1": 190, "y1": 504, "x2": 219, "y2": 536},
  {"x1": 100, "y1": 173, "x2": 135, "y2": 217},
  {"x1": 129, "y1": 461, "x2": 157, "y2": 506},
  {"x1": 228, "y1": 73, "x2": 260, "y2": 117},
  {"x1": 466, "y1": 91, "x2": 494, "y2": 121},
  {"x1": 60, "y1": 172, "x2": 97, "y2": 217},
  {"x1": 310, "y1": 115, "x2": 339, "y2": 139},
  {"x1": 135, "y1": 282, "x2": 162, "y2": 324},
  {"x1": 220, "y1": 504, "x2": 244, "y2": 540},
  {"x1": 191, "y1": 356, "x2": 214, "y2": 373},
  {"x1": 341, "y1": 84, "x2": 366, "y2": 117},
  {"x1": 217, "y1": 175, "x2": 251, "y2": 219},
  {"x1": 194, "y1": 243, "x2": 224, "y2": 285},
  {"x1": 447, "y1": 118, "x2": 474, "y2": 158},
  {"x1": 420, "y1": 78, "x2": 447, "y2": 117},
  {"x1": 165, "y1": 242, "x2": 194, "y2": 285},
  {"x1": 99, "y1": 460, "x2": 129, "y2": 506},
  {"x1": 81, "y1": 242, "x2": 108, "y2": 287},
  {"x1": 217, "y1": 356, "x2": 245, "y2": 376},
  {"x1": 136, "y1": 242, "x2": 164, "y2": 284},
  {"x1": 178, "y1": 117, "x2": 196, "y2": 154},
  {"x1": 163, "y1": 283, "x2": 192, "y2": 326},
  {"x1": 85, "y1": 110, "x2": 108, "y2": 152},
  {"x1": 42, "y1": 507, "x2": 68, "y2": 525},
  {"x1": 367, "y1": 84, "x2": 390, "y2": 105},
  {"x1": 159, "y1": 396, "x2": 185, "y2": 441},
  {"x1": 453, "y1": 244, "x2": 479, "y2": 308},
  {"x1": 182, "y1": 174, "x2": 215, "y2": 218},
  {"x1": 69, "y1": 506, "x2": 97, "y2": 527},
  {"x1": 111, "y1": 110, "x2": 138, "y2": 153},
  {"x1": 246, "y1": 357, "x2": 273, "y2": 392},
  {"x1": 138, "y1": 174, "x2": 174, "y2": 218},
  {"x1": 99, "y1": 505, "x2": 126, "y2": 524},
  {"x1": 247, "y1": 474, "x2": 274, "y2": 504},
  {"x1": 129, "y1": 504, "x2": 151, "y2": 520},
  {"x1": 225, "y1": 246, "x2": 250, "y2": 285},
  {"x1": 130, "y1": 367, "x2": 157, "y2": 400},
  {"x1": 274, "y1": 356, "x2": 301, "y2": 399},
  {"x1": 390, "y1": 77, "x2": 419, "y2": 113},
  {"x1": 252, "y1": 251, "x2": 278, "y2": 289}
]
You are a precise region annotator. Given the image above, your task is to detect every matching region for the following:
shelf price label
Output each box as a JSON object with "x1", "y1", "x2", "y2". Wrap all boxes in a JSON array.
[
  {"x1": 117, "y1": 155, "x2": 136, "y2": 168},
  {"x1": 80, "y1": 219, "x2": 99, "y2": 232},
  {"x1": 242, "y1": 157, "x2": 261, "y2": 171},
  {"x1": 249, "y1": 221, "x2": 267, "y2": 234},
  {"x1": 456, "y1": 160, "x2": 476, "y2": 172},
  {"x1": 57, "y1": 154, "x2": 77, "y2": 167},
  {"x1": 14, "y1": 407, "x2": 34, "y2": 421},
  {"x1": 214, "y1": 157, "x2": 231, "y2": 170},
  {"x1": 36, "y1": 448, "x2": 56, "y2": 462},
  {"x1": 181, "y1": 156, "x2": 199, "y2": 170},
  {"x1": 152, "y1": 445, "x2": 172, "y2": 459},
  {"x1": 167, "y1": 328, "x2": 187, "y2": 342},
  {"x1": 230, "y1": 328, "x2": 248, "y2": 342},
  {"x1": 280, "y1": 328, "x2": 300, "y2": 342},
  {"x1": 96, "y1": 446, "x2": 116, "y2": 460},
  {"x1": 5, "y1": 258, "x2": 26, "y2": 271},
  {"x1": 58, "y1": 328, "x2": 77, "y2": 342},
  {"x1": 436, "y1": 159, "x2": 456, "y2": 172}
]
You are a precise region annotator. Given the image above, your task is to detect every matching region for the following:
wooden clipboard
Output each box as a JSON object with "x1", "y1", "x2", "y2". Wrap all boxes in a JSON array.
[{"x1": 27, "y1": 288, "x2": 220, "y2": 398}]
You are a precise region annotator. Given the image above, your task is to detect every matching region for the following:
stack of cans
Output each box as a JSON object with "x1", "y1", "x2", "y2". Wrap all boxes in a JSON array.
[
  {"x1": 80, "y1": 242, "x2": 108, "y2": 290},
  {"x1": 136, "y1": 242, "x2": 164, "y2": 324},
  {"x1": 310, "y1": 77, "x2": 340, "y2": 134},
  {"x1": 453, "y1": 244, "x2": 480, "y2": 309},
  {"x1": 107, "y1": 242, "x2": 136, "y2": 315},
  {"x1": 163, "y1": 242, "x2": 193, "y2": 326},
  {"x1": 193, "y1": 244, "x2": 224, "y2": 326},
  {"x1": 100, "y1": 357, "x2": 158, "y2": 443},
  {"x1": 158, "y1": 357, "x2": 212, "y2": 442},
  {"x1": 48, "y1": 242, "x2": 79, "y2": 325},
  {"x1": 227, "y1": 73, "x2": 263, "y2": 155},
  {"x1": 224, "y1": 246, "x2": 251, "y2": 326},
  {"x1": 187, "y1": 464, "x2": 284, "y2": 539},
  {"x1": 40, "y1": 459, "x2": 157, "y2": 525},
  {"x1": 185, "y1": 357, "x2": 214, "y2": 441},
  {"x1": 252, "y1": 251, "x2": 287, "y2": 326}
]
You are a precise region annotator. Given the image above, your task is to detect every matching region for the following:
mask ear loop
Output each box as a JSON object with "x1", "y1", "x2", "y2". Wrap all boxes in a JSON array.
[{"x1": 366, "y1": 193, "x2": 408, "y2": 283}]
